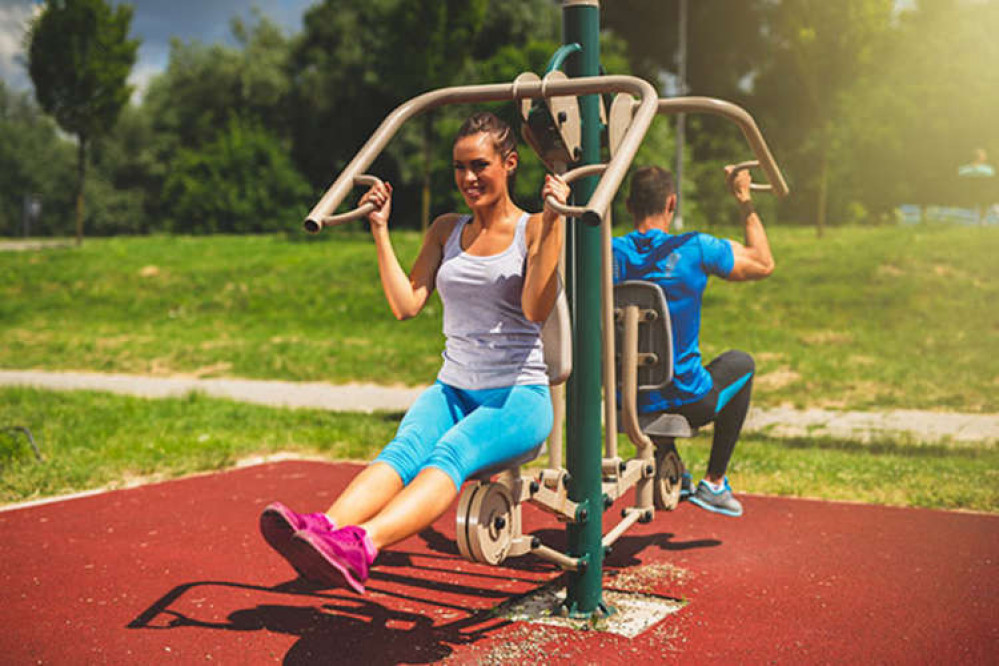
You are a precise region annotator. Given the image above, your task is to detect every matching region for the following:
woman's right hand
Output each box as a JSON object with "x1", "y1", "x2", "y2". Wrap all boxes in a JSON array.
[{"x1": 360, "y1": 181, "x2": 393, "y2": 230}]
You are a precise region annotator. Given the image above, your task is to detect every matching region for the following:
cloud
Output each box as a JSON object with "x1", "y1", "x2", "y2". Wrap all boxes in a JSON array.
[
  {"x1": 1, "y1": 0, "x2": 313, "y2": 97},
  {"x1": 0, "y1": 1, "x2": 39, "y2": 91}
]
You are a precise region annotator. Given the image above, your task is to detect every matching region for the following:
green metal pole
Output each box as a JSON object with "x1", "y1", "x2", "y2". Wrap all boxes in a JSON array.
[{"x1": 562, "y1": 0, "x2": 609, "y2": 619}]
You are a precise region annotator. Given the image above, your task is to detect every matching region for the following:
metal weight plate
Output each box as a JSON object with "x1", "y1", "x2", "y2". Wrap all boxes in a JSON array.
[
  {"x1": 455, "y1": 483, "x2": 481, "y2": 562},
  {"x1": 466, "y1": 482, "x2": 516, "y2": 565},
  {"x1": 653, "y1": 444, "x2": 683, "y2": 512}
]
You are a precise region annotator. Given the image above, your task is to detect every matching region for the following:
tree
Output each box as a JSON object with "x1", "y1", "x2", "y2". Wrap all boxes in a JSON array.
[
  {"x1": 383, "y1": 0, "x2": 488, "y2": 230},
  {"x1": 752, "y1": 0, "x2": 893, "y2": 235},
  {"x1": 27, "y1": 0, "x2": 139, "y2": 245},
  {"x1": 143, "y1": 13, "x2": 294, "y2": 153},
  {"x1": 162, "y1": 118, "x2": 311, "y2": 234},
  {"x1": 602, "y1": 1, "x2": 771, "y2": 228},
  {"x1": 602, "y1": 0, "x2": 768, "y2": 100},
  {"x1": 0, "y1": 80, "x2": 76, "y2": 236}
]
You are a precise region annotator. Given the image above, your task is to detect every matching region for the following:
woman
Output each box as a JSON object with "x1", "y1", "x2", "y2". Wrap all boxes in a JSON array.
[{"x1": 260, "y1": 112, "x2": 570, "y2": 594}]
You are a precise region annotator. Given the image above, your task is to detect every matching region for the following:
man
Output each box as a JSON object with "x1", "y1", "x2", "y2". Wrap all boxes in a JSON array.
[
  {"x1": 612, "y1": 165, "x2": 775, "y2": 516},
  {"x1": 957, "y1": 148, "x2": 995, "y2": 178}
]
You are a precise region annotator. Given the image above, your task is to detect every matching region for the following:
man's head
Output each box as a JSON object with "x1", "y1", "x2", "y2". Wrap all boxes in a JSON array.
[
  {"x1": 973, "y1": 148, "x2": 988, "y2": 165},
  {"x1": 626, "y1": 166, "x2": 677, "y2": 230}
]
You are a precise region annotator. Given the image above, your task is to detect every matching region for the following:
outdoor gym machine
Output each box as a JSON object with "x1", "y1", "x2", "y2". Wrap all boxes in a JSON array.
[{"x1": 303, "y1": 0, "x2": 788, "y2": 619}]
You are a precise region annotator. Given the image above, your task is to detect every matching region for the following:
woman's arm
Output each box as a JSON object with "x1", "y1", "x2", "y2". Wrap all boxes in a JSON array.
[
  {"x1": 361, "y1": 181, "x2": 454, "y2": 320},
  {"x1": 522, "y1": 174, "x2": 570, "y2": 322}
]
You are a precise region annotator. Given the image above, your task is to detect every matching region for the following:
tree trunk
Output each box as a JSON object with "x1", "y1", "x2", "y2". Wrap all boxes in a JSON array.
[
  {"x1": 816, "y1": 139, "x2": 829, "y2": 238},
  {"x1": 75, "y1": 134, "x2": 87, "y2": 247},
  {"x1": 420, "y1": 116, "x2": 434, "y2": 233}
]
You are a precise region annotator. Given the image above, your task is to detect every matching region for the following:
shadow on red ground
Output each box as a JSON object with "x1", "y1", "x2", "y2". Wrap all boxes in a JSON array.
[{"x1": 1, "y1": 460, "x2": 996, "y2": 664}]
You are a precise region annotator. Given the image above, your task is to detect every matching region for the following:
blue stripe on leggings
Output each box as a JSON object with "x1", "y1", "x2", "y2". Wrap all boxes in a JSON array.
[{"x1": 715, "y1": 371, "x2": 753, "y2": 414}]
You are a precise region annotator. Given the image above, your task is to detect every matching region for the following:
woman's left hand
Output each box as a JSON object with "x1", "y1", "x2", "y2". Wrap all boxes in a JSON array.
[{"x1": 541, "y1": 174, "x2": 570, "y2": 225}]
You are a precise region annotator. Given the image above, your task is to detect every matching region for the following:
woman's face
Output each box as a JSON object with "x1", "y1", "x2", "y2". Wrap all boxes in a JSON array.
[{"x1": 453, "y1": 132, "x2": 517, "y2": 210}]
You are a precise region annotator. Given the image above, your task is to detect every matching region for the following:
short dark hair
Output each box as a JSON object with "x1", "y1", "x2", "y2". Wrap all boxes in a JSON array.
[{"x1": 626, "y1": 166, "x2": 675, "y2": 220}]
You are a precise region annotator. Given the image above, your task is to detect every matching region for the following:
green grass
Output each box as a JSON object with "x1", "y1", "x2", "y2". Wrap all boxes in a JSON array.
[
  {"x1": 0, "y1": 231, "x2": 443, "y2": 385},
  {"x1": 696, "y1": 224, "x2": 999, "y2": 412},
  {"x1": 2, "y1": 387, "x2": 995, "y2": 512},
  {"x1": 2, "y1": 225, "x2": 996, "y2": 411},
  {"x1": 673, "y1": 432, "x2": 998, "y2": 513},
  {"x1": 0, "y1": 386, "x2": 399, "y2": 504}
]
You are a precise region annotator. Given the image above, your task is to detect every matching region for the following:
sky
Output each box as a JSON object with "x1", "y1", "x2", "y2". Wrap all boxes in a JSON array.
[{"x1": 0, "y1": 0, "x2": 316, "y2": 99}]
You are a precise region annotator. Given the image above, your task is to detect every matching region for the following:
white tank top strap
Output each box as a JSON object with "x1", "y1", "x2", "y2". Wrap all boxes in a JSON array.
[
  {"x1": 513, "y1": 212, "x2": 529, "y2": 246},
  {"x1": 443, "y1": 215, "x2": 472, "y2": 258}
]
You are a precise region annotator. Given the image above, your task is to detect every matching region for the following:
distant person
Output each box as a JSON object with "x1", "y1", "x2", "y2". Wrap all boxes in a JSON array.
[
  {"x1": 258, "y1": 112, "x2": 570, "y2": 594},
  {"x1": 958, "y1": 149, "x2": 996, "y2": 224},
  {"x1": 957, "y1": 148, "x2": 995, "y2": 178},
  {"x1": 612, "y1": 166, "x2": 775, "y2": 517}
]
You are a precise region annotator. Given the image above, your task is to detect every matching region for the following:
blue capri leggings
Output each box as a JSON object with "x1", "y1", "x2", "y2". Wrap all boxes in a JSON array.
[{"x1": 374, "y1": 381, "x2": 553, "y2": 491}]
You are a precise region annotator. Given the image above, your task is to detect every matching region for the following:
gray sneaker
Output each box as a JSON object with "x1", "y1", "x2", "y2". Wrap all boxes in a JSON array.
[{"x1": 688, "y1": 477, "x2": 743, "y2": 517}]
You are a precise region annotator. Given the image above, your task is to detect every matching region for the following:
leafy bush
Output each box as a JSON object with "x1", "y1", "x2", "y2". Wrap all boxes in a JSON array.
[{"x1": 162, "y1": 118, "x2": 311, "y2": 233}]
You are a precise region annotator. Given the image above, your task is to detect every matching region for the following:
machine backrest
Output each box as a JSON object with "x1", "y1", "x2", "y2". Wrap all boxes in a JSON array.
[
  {"x1": 541, "y1": 285, "x2": 572, "y2": 386},
  {"x1": 613, "y1": 280, "x2": 673, "y2": 390}
]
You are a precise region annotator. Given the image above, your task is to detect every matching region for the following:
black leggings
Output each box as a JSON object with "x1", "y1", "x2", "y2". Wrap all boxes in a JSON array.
[{"x1": 668, "y1": 350, "x2": 754, "y2": 478}]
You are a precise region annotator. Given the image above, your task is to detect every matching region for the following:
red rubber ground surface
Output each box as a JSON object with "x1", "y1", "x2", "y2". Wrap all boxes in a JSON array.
[{"x1": 1, "y1": 460, "x2": 996, "y2": 664}]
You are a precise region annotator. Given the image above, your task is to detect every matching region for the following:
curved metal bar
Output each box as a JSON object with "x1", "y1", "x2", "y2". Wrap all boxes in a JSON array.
[
  {"x1": 545, "y1": 43, "x2": 581, "y2": 73},
  {"x1": 619, "y1": 305, "x2": 655, "y2": 454},
  {"x1": 728, "y1": 160, "x2": 773, "y2": 192},
  {"x1": 304, "y1": 175, "x2": 384, "y2": 233},
  {"x1": 544, "y1": 163, "x2": 608, "y2": 217},
  {"x1": 3, "y1": 426, "x2": 41, "y2": 462},
  {"x1": 633, "y1": 97, "x2": 790, "y2": 198},
  {"x1": 304, "y1": 74, "x2": 660, "y2": 232}
]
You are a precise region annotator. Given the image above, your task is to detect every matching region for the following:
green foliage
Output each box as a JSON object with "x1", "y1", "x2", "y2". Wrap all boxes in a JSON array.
[
  {"x1": 12, "y1": 1, "x2": 998, "y2": 239},
  {"x1": 753, "y1": 0, "x2": 895, "y2": 229},
  {"x1": 143, "y1": 13, "x2": 293, "y2": 152},
  {"x1": 862, "y1": 1, "x2": 999, "y2": 211},
  {"x1": 82, "y1": 172, "x2": 147, "y2": 236},
  {"x1": 27, "y1": 0, "x2": 139, "y2": 243},
  {"x1": 161, "y1": 118, "x2": 311, "y2": 234},
  {"x1": 288, "y1": 0, "x2": 563, "y2": 226},
  {"x1": 27, "y1": 0, "x2": 138, "y2": 141},
  {"x1": 88, "y1": 104, "x2": 162, "y2": 233},
  {"x1": 603, "y1": 0, "x2": 768, "y2": 100},
  {"x1": 0, "y1": 81, "x2": 76, "y2": 236}
]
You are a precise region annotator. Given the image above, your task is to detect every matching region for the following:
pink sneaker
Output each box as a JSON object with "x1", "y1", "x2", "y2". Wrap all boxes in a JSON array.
[
  {"x1": 287, "y1": 526, "x2": 377, "y2": 594},
  {"x1": 259, "y1": 502, "x2": 336, "y2": 576}
]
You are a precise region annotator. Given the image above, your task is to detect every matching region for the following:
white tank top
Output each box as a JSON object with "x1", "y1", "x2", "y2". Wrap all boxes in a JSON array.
[{"x1": 435, "y1": 213, "x2": 549, "y2": 389}]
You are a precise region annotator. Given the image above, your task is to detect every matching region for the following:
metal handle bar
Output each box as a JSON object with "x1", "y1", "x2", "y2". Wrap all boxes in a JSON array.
[
  {"x1": 545, "y1": 163, "x2": 608, "y2": 217},
  {"x1": 628, "y1": 96, "x2": 790, "y2": 198},
  {"x1": 303, "y1": 175, "x2": 384, "y2": 233},
  {"x1": 727, "y1": 160, "x2": 772, "y2": 192},
  {"x1": 304, "y1": 74, "x2": 660, "y2": 232}
]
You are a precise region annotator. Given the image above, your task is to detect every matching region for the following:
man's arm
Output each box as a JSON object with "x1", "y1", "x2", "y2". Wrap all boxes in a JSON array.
[{"x1": 724, "y1": 166, "x2": 775, "y2": 282}]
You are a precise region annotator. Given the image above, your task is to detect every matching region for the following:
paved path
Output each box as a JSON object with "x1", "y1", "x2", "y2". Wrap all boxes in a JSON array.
[
  {"x1": 2, "y1": 369, "x2": 997, "y2": 444},
  {"x1": 0, "y1": 239, "x2": 73, "y2": 252}
]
